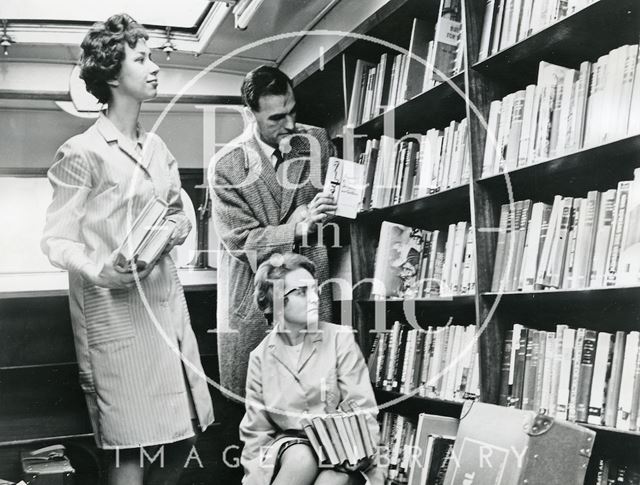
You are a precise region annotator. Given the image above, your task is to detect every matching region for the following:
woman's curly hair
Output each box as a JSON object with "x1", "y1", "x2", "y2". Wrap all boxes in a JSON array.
[
  {"x1": 254, "y1": 253, "x2": 316, "y2": 321},
  {"x1": 79, "y1": 13, "x2": 148, "y2": 104}
]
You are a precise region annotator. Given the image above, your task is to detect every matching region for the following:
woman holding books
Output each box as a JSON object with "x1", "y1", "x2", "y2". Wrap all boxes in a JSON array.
[
  {"x1": 41, "y1": 13, "x2": 214, "y2": 485},
  {"x1": 240, "y1": 252, "x2": 383, "y2": 485}
]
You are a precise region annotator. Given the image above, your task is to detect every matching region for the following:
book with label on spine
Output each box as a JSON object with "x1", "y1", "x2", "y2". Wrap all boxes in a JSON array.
[{"x1": 575, "y1": 329, "x2": 597, "y2": 423}]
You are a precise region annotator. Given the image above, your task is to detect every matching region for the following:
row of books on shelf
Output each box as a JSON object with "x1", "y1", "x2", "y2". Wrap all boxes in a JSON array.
[
  {"x1": 501, "y1": 323, "x2": 640, "y2": 432},
  {"x1": 491, "y1": 169, "x2": 640, "y2": 292},
  {"x1": 478, "y1": 0, "x2": 599, "y2": 61},
  {"x1": 300, "y1": 400, "x2": 376, "y2": 467},
  {"x1": 373, "y1": 221, "x2": 475, "y2": 299},
  {"x1": 379, "y1": 412, "x2": 457, "y2": 485},
  {"x1": 346, "y1": 0, "x2": 463, "y2": 126},
  {"x1": 357, "y1": 119, "x2": 470, "y2": 211},
  {"x1": 589, "y1": 459, "x2": 640, "y2": 485},
  {"x1": 482, "y1": 47, "x2": 640, "y2": 177},
  {"x1": 368, "y1": 322, "x2": 479, "y2": 402}
]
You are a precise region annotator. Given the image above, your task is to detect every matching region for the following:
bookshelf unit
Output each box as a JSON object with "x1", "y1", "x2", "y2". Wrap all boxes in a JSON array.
[{"x1": 294, "y1": 0, "x2": 640, "y2": 478}]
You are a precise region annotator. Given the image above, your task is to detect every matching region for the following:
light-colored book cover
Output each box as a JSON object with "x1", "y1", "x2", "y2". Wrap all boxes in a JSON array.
[{"x1": 323, "y1": 157, "x2": 365, "y2": 219}]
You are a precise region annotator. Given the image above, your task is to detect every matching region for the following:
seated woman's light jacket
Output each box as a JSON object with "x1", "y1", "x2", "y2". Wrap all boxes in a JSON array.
[{"x1": 239, "y1": 321, "x2": 383, "y2": 485}]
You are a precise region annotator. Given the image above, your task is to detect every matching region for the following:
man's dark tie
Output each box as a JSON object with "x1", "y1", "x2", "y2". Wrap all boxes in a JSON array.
[{"x1": 273, "y1": 148, "x2": 284, "y2": 173}]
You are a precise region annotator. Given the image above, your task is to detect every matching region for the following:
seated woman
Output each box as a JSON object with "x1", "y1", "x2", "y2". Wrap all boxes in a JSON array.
[{"x1": 239, "y1": 252, "x2": 383, "y2": 485}]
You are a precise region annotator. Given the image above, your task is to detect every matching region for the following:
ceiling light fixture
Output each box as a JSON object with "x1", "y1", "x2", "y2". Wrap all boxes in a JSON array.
[
  {"x1": 1, "y1": 20, "x2": 15, "y2": 56},
  {"x1": 161, "y1": 26, "x2": 176, "y2": 61},
  {"x1": 232, "y1": 0, "x2": 266, "y2": 30}
]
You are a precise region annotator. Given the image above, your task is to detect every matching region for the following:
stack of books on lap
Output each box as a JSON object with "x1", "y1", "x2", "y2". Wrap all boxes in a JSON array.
[{"x1": 300, "y1": 400, "x2": 376, "y2": 467}]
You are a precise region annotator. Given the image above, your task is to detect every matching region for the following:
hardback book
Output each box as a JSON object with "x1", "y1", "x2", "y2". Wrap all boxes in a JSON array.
[
  {"x1": 589, "y1": 189, "x2": 617, "y2": 287},
  {"x1": 372, "y1": 222, "x2": 427, "y2": 299},
  {"x1": 323, "y1": 156, "x2": 366, "y2": 219},
  {"x1": 310, "y1": 416, "x2": 341, "y2": 465},
  {"x1": 404, "y1": 18, "x2": 431, "y2": 101},
  {"x1": 301, "y1": 417, "x2": 325, "y2": 462},
  {"x1": 575, "y1": 329, "x2": 597, "y2": 423},
  {"x1": 617, "y1": 168, "x2": 640, "y2": 286},
  {"x1": 115, "y1": 196, "x2": 172, "y2": 268},
  {"x1": 324, "y1": 414, "x2": 349, "y2": 465},
  {"x1": 408, "y1": 413, "x2": 459, "y2": 485},
  {"x1": 340, "y1": 399, "x2": 377, "y2": 458},
  {"x1": 587, "y1": 331, "x2": 612, "y2": 425},
  {"x1": 605, "y1": 181, "x2": 632, "y2": 286},
  {"x1": 616, "y1": 331, "x2": 639, "y2": 431},
  {"x1": 604, "y1": 331, "x2": 627, "y2": 427}
]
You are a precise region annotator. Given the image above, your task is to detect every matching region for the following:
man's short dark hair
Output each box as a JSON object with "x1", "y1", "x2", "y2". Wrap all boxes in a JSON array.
[
  {"x1": 79, "y1": 13, "x2": 148, "y2": 104},
  {"x1": 241, "y1": 65, "x2": 293, "y2": 112}
]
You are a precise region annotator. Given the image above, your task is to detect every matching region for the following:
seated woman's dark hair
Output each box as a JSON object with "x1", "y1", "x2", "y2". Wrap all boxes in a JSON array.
[
  {"x1": 79, "y1": 13, "x2": 149, "y2": 104},
  {"x1": 254, "y1": 253, "x2": 316, "y2": 321}
]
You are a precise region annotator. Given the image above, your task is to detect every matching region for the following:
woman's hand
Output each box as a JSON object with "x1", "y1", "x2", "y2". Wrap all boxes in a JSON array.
[
  {"x1": 335, "y1": 456, "x2": 372, "y2": 473},
  {"x1": 84, "y1": 250, "x2": 155, "y2": 289},
  {"x1": 161, "y1": 217, "x2": 190, "y2": 255}
]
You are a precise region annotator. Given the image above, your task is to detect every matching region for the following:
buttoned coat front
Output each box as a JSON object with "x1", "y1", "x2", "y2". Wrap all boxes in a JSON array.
[
  {"x1": 239, "y1": 321, "x2": 383, "y2": 485},
  {"x1": 209, "y1": 124, "x2": 334, "y2": 398},
  {"x1": 42, "y1": 115, "x2": 214, "y2": 449}
]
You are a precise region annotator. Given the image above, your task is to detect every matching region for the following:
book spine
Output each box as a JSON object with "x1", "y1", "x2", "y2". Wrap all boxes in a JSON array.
[
  {"x1": 575, "y1": 329, "x2": 597, "y2": 422},
  {"x1": 568, "y1": 327, "x2": 585, "y2": 421},
  {"x1": 605, "y1": 181, "x2": 631, "y2": 286},
  {"x1": 604, "y1": 331, "x2": 627, "y2": 427}
]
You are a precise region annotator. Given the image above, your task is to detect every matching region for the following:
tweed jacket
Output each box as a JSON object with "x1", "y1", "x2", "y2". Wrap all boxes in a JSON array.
[
  {"x1": 41, "y1": 114, "x2": 214, "y2": 448},
  {"x1": 209, "y1": 123, "x2": 334, "y2": 398},
  {"x1": 239, "y1": 321, "x2": 383, "y2": 485}
]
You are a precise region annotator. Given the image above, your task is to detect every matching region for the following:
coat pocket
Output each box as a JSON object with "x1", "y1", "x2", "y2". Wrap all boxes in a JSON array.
[{"x1": 83, "y1": 284, "x2": 135, "y2": 347}]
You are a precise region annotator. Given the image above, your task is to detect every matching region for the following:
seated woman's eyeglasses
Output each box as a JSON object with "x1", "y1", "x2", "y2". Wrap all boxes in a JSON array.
[{"x1": 283, "y1": 284, "x2": 317, "y2": 299}]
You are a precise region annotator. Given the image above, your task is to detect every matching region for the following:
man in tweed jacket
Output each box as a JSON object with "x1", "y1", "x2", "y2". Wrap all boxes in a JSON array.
[{"x1": 209, "y1": 66, "x2": 336, "y2": 398}]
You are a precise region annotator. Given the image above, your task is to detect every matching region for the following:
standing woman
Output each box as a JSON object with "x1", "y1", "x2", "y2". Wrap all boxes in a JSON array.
[{"x1": 41, "y1": 14, "x2": 214, "y2": 485}]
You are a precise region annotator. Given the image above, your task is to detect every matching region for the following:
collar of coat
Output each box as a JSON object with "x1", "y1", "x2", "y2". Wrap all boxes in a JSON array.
[
  {"x1": 95, "y1": 112, "x2": 151, "y2": 170},
  {"x1": 241, "y1": 125, "x2": 314, "y2": 222},
  {"x1": 266, "y1": 321, "x2": 325, "y2": 377}
]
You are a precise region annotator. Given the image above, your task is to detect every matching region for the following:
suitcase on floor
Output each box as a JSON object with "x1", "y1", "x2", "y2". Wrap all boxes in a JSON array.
[
  {"x1": 443, "y1": 401, "x2": 595, "y2": 485},
  {"x1": 21, "y1": 445, "x2": 75, "y2": 485}
]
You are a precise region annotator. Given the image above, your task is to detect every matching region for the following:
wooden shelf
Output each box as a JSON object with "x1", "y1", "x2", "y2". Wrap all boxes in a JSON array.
[
  {"x1": 481, "y1": 286, "x2": 640, "y2": 333},
  {"x1": 482, "y1": 284, "x2": 640, "y2": 301},
  {"x1": 375, "y1": 388, "x2": 465, "y2": 418},
  {"x1": 354, "y1": 72, "x2": 467, "y2": 138},
  {"x1": 473, "y1": 0, "x2": 640, "y2": 87},
  {"x1": 358, "y1": 295, "x2": 475, "y2": 305},
  {"x1": 357, "y1": 183, "x2": 471, "y2": 228},
  {"x1": 477, "y1": 134, "x2": 640, "y2": 201}
]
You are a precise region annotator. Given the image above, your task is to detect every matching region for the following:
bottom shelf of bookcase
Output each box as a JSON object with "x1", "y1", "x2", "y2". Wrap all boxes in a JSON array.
[{"x1": 374, "y1": 388, "x2": 464, "y2": 419}]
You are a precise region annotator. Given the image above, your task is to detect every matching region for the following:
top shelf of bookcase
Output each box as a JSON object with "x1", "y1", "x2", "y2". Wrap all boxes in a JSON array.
[
  {"x1": 473, "y1": 0, "x2": 640, "y2": 88},
  {"x1": 292, "y1": 0, "x2": 442, "y2": 86},
  {"x1": 353, "y1": 72, "x2": 467, "y2": 138}
]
